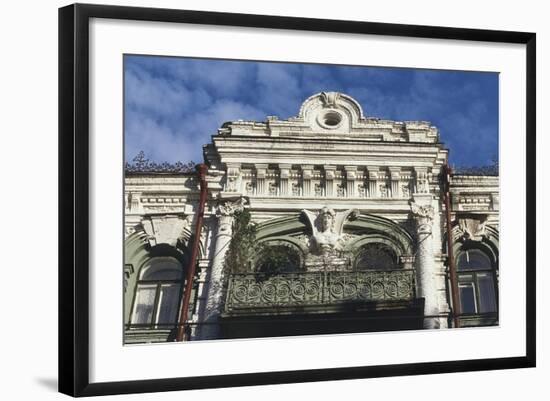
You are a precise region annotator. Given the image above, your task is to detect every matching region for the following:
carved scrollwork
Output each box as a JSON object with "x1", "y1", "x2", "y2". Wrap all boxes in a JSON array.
[
  {"x1": 125, "y1": 151, "x2": 196, "y2": 173},
  {"x1": 410, "y1": 202, "x2": 434, "y2": 235},
  {"x1": 216, "y1": 197, "x2": 248, "y2": 217},
  {"x1": 320, "y1": 91, "x2": 341, "y2": 108},
  {"x1": 457, "y1": 215, "x2": 488, "y2": 242},
  {"x1": 225, "y1": 270, "x2": 415, "y2": 311}
]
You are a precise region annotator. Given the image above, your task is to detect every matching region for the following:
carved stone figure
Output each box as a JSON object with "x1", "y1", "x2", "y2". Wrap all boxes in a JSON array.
[
  {"x1": 401, "y1": 184, "x2": 411, "y2": 198},
  {"x1": 301, "y1": 206, "x2": 360, "y2": 255},
  {"x1": 245, "y1": 182, "x2": 254, "y2": 195},
  {"x1": 292, "y1": 183, "x2": 300, "y2": 196},
  {"x1": 379, "y1": 183, "x2": 388, "y2": 198},
  {"x1": 457, "y1": 215, "x2": 487, "y2": 241},
  {"x1": 314, "y1": 183, "x2": 322, "y2": 196},
  {"x1": 320, "y1": 91, "x2": 341, "y2": 108},
  {"x1": 268, "y1": 182, "x2": 277, "y2": 196}
]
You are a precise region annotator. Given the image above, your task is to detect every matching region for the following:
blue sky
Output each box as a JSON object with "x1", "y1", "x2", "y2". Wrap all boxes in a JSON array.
[{"x1": 124, "y1": 55, "x2": 498, "y2": 167}]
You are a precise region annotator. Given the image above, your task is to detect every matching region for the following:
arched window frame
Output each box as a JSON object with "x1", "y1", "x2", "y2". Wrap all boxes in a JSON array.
[
  {"x1": 253, "y1": 239, "x2": 305, "y2": 274},
  {"x1": 455, "y1": 242, "x2": 499, "y2": 317},
  {"x1": 130, "y1": 256, "x2": 185, "y2": 329},
  {"x1": 353, "y1": 241, "x2": 401, "y2": 271}
]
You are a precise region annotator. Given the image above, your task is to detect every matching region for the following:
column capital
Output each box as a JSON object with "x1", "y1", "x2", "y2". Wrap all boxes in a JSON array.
[
  {"x1": 388, "y1": 166, "x2": 401, "y2": 180},
  {"x1": 216, "y1": 197, "x2": 248, "y2": 217},
  {"x1": 410, "y1": 200, "x2": 434, "y2": 234},
  {"x1": 367, "y1": 167, "x2": 380, "y2": 180},
  {"x1": 324, "y1": 165, "x2": 336, "y2": 180}
]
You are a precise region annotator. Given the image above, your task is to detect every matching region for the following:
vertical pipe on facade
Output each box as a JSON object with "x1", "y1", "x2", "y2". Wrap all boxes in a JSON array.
[
  {"x1": 176, "y1": 163, "x2": 208, "y2": 342},
  {"x1": 444, "y1": 164, "x2": 460, "y2": 328}
]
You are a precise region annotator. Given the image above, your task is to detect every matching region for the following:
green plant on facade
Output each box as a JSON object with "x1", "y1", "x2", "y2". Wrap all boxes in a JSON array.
[
  {"x1": 224, "y1": 209, "x2": 260, "y2": 273},
  {"x1": 224, "y1": 209, "x2": 300, "y2": 275},
  {"x1": 255, "y1": 245, "x2": 301, "y2": 275}
]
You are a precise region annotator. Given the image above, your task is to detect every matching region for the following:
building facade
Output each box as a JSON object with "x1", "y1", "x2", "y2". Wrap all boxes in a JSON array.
[{"x1": 123, "y1": 92, "x2": 499, "y2": 344}]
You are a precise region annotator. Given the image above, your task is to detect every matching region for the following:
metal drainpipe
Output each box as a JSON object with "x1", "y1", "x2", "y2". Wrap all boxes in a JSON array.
[
  {"x1": 444, "y1": 164, "x2": 460, "y2": 328},
  {"x1": 176, "y1": 163, "x2": 208, "y2": 342}
]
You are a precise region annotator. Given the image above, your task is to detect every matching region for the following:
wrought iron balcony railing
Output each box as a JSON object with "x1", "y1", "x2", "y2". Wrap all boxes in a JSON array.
[{"x1": 224, "y1": 269, "x2": 416, "y2": 312}]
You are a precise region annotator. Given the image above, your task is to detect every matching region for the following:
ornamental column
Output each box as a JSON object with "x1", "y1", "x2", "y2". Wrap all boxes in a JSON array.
[
  {"x1": 411, "y1": 197, "x2": 440, "y2": 329},
  {"x1": 201, "y1": 198, "x2": 247, "y2": 339}
]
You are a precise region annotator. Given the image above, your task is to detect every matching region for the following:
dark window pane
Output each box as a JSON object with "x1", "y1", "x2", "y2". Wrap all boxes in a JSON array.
[
  {"x1": 141, "y1": 258, "x2": 183, "y2": 280},
  {"x1": 156, "y1": 284, "x2": 181, "y2": 324},
  {"x1": 457, "y1": 249, "x2": 492, "y2": 271},
  {"x1": 257, "y1": 245, "x2": 302, "y2": 273},
  {"x1": 355, "y1": 243, "x2": 397, "y2": 270},
  {"x1": 459, "y1": 284, "x2": 476, "y2": 314},
  {"x1": 477, "y1": 273, "x2": 497, "y2": 313},
  {"x1": 131, "y1": 285, "x2": 156, "y2": 324}
]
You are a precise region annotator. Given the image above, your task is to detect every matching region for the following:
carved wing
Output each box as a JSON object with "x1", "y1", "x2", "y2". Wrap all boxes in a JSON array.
[
  {"x1": 334, "y1": 208, "x2": 360, "y2": 235},
  {"x1": 301, "y1": 209, "x2": 319, "y2": 235}
]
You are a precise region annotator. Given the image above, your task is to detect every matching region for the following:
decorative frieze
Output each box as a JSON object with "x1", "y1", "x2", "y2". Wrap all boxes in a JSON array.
[{"x1": 219, "y1": 164, "x2": 417, "y2": 199}]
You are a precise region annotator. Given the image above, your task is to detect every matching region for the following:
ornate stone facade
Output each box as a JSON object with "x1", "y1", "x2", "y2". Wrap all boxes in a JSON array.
[{"x1": 124, "y1": 92, "x2": 500, "y2": 343}]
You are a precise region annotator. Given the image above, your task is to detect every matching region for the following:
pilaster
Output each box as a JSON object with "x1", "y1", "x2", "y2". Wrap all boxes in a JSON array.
[
  {"x1": 345, "y1": 166, "x2": 357, "y2": 197},
  {"x1": 368, "y1": 168, "x2": 379, "y2": 198},
  {"x1": 279, "y1": 163, "x2": 291, "y2": 196},
  {"x1": 255, "y1": 163, "x2": 267, "y2": 195},
  {"x1": 302, "y1": 165, "x2": 313, "y2": 197},
  {"x1": 389, "y1": 167, "x2": 401, "y2": 198},
  {"x1": 324, "y1": 165, "x2": 336, "y2": 197}
]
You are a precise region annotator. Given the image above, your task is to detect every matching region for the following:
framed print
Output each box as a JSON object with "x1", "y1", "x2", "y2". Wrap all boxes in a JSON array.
[{"x1": 58, "y1": 3, "x2": 536, "y2": 397}]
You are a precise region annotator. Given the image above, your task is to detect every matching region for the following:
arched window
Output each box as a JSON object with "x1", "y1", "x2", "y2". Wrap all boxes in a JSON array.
[
  {"x1": 355, "y1": 243, "x2": 398, "y2": 270},
  {"x1": 130, "y1": 257, "x2": 184, "y2": 328},
  {"x1": 456, "y1": 248, "x2": 497, "y2": 315},
  {"x1": 256, "y1": 245, "x2": 302, "y2": 274}
]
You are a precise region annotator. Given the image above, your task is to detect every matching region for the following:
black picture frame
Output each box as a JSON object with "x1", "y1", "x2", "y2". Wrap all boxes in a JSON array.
[{"x1": 58, "y1": 3, "x2": 536, "y2": 397}]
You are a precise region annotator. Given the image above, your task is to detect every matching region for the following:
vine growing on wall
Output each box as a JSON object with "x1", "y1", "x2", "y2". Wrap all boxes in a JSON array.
[
  {"x1": 224, "y1": 209, "x2": 259, "y2": 274},
  {"x1": 223, "y1": 209, "x2": 301, "y2": 275}
]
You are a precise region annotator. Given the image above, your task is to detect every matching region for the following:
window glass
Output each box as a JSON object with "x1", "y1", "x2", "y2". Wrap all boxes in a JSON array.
[
  {"x1": 141, "y1": 259, "x2": 182, "y2": 280},
  {"x1": 456, "y1": 248, "x2": 497, "y2": 316},
  {"x1": 477, "y1": 273, "x2": 497, "y2": 313},
  {"x1": 459, "y1": 283, "x2": 476, "y2": 314},
  {"x1": 131, "y1": 257, "x2": 184, "y2": 327},
  {"x1": 355, "y1": 243, "x2": 397, "y2": 270},
  {"x1": 457, "y1": 249, "x2": 491, "y2": 271},
  {"x1": 131, "y1": 284, "x2": 156, "y2": 324},
  {"x1": 156, "y1": 283, "x2": 182, "y2": 324}
]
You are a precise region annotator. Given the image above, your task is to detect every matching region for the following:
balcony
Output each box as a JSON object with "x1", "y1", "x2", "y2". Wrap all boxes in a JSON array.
[{"x1": 224, "y1": 269, "x2": 416, "y2": 314}]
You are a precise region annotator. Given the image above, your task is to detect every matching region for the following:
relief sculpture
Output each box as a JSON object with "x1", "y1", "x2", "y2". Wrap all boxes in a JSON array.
[{"x1": 301, "y1": 206, "x2": 360, "y2": 271}]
